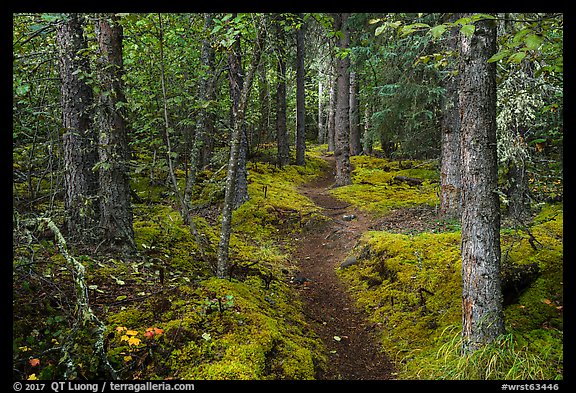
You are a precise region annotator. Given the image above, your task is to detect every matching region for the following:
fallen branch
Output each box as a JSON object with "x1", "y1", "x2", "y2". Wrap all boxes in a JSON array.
[{"x1": 36, "y1": 217, "x2": 119, "y2": 380}]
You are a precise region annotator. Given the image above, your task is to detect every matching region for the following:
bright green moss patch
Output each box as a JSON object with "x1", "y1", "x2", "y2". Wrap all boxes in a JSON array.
[
  {"x1": 329, "y1": 155, "x2": 439, "y2": 216},
  {"x1": 116, "y1": 277, "x2": 326, "y2": 380},
  {"x1": 338, "y1": 203, "x2": 563, "y2": 379}
]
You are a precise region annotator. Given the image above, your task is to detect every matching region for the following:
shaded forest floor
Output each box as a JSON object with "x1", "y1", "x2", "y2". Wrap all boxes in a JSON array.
[
  {"x1": 291, "y1": 155, "x2": 394, "y2": 379},
  {"x1": 12, "y1": 148, "x2": 563, "y2": 381}
]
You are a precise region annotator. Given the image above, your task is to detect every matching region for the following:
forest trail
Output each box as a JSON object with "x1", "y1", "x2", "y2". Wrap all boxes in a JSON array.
[{"x1": 291, "y1": 155, "x2": 395, "y2": 380}]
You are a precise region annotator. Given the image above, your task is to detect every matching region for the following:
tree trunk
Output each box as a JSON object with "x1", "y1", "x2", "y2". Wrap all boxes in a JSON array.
[
  {"x1": 363, "y1": 101, "x2": 373, "y2": 155},
  {"x1": 349, "y1": 70, "x2": 361, "y2": 156},
  {"x1": 333, "y1": 13, "x2": 352, "y2": 187},
  {"x1": 184, "y1": 13, "x2": 215, "y2": 211},
  {"x1": 275, "y1": 15, "x2": 290, "y2": 167},
  {"x1": 327, "y1": 73, "x2": 336, "y2": 152},
  {"x1": 439, "y1": 14, "x2": 462, "y2": 219},
  {"x1": 95, "y1": 13, "x2": 135, "y2": 253},
  {"x1": 56, "y1": 13, "x2": 99, "y2": 244},
  {"x1": 295, "y1": 14, "x2": 306, "y2": 166},
  {"x1": 217, "y1": 16, "x2": 265, "y2": 279},
  {"x1": 459, "y1": 15, "x2": 505, "y2": 353},
  {"x1": 317, "y1": 74, "x2": 326, "y2": 144}
]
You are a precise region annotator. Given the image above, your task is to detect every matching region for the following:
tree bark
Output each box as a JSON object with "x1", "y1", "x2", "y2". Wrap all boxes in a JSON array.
[
  {"x1": 56, "y1": 13, "x2": 99, "y2": 244},
  {"x1": 459, "y1": 15, "x2": 505, "y2": 353},
  {"x1": 349, "y1": 70, "x2": 361, "y2": 156},
  {"x1": 317, "y1": 74, "x2": 326, "y2": 144},
  {"x1": 217, "y1": 15, "x2": 265, "y2": 279},
  {"x1": 275, "y1": 15, "x2": 290, "y2": 167},
  {"x1": 184, "y1": 13, "x2": 215, "y2": 211},
  {"x1": 327, "y1": 72, "x2": 336, "y2": 152},
  {"x1": 439, "y1": 14, "x2": 462, "y2": 219},
  {"x1": 95, "y1": 13, "x2": 135, "y2": 253},
  {"x1": 295, "y1": 13, "x2": 306, "y2": 166},
  {"x1": 333, "y1": 13, "x2": 352, "y2": 187}
]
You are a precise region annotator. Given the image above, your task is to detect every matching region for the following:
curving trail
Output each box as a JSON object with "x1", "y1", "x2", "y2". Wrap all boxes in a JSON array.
[{"x1": 291, "y1": 155, "x2": 395, "y2": 380}]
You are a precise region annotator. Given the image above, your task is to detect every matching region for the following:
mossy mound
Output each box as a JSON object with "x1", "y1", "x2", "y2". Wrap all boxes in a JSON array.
[
  {"x1": 329, "y1": 155, "x2": 439, "y2": 216},
  {"x1": 337, "y1": 203, "x2": 563, "y2": 379}
]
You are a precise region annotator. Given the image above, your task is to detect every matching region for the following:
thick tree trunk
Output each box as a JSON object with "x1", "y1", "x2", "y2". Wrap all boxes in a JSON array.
[
  {"x1": 459, "y1": 15, "x2": 505, "y2": 353},
  {"x1": 333, "y1": 13, "x2": 352, "y2": 187},
  {"x1": 295, "y1": 14, "x2": 306, "y2": 166},
  {"x1": 95, "y1": 14, "x2": 135, "y2": 253},
  {"x1": 275, "y1": 16, "x2": 290, "y2": 167},
  {"x1": 56, "y1": 13, "x2": 99, "y2": 244},
  {"x1": 439, "y1": 15, "x2": 462, "y2": 219},
  {"x1": 349, "y1": 70, "x2": 361, "y2": 156}
]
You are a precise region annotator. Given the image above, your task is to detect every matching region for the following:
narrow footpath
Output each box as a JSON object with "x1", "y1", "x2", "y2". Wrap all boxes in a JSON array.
[{"x1": 291, "y1": 155, "x2": 395, "y2": 380}]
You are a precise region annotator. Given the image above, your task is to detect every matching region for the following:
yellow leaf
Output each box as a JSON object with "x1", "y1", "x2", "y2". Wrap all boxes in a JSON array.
[
  {"x1": 120, "y1": 335, "x2": 129, "y2": 342},
  {"x1": 116, "y1": 326, "x2": 127, "y2": 333},
  {"x1": 123, "y1": 355, "x2": 133, "y2": 362},
  {"x1": 128, "y1": 337, "x2": 141, "y2": 346},
  {"x1": 126, "y1": 330, "x2": 139, "y2": 336},
  {"x1": 28, "y1": 374, "x2": 38, "y2": 380}
]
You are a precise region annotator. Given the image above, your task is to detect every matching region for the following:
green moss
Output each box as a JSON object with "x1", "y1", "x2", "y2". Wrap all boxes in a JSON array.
[
  {"x1": 338, "y1": 202, "x2": 563, "y2": 379},
  {"x1": 168, "y1": 277, "x2": 325, "y2": 380},
  {"x1": 329, "y1": 156, "x2": 439, "y2": 216}
]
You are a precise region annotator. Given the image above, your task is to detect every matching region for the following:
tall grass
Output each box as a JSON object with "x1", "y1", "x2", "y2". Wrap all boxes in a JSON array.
[{"x1": 409, "y1": 325, "x2": 562, "y2": 380}]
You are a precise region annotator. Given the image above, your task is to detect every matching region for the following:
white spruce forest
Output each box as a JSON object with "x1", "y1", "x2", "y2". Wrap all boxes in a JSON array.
[{"x1": 12, "y1": 12, "x2": 563, "y2": 382}]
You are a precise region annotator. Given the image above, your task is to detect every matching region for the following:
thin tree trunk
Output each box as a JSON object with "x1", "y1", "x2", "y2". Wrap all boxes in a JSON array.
[
  {"x1": 333, "y1": 13, "x2": 352, "y2": 187},
  {"x1": 363, "y1": 101, "x2": 373, "y2": 155},
  {"x1": 327, "y1": 73, "x2": 336, "y2": 152},
  {"x1": 184, "y1": 13, "x2": 215, "y2": 211},
  {"x1": 318, "y1": 74, "x2": 326, "y2": 144},
  {"x1": 349, "y1": 70, "x2": 361, "y2": 156},
  {"x1": 295, "y1": 13, "x2": 306, "y2": 166},
  {"x1": 95, "y1": 13, "x2": 135, "y2": 253},
  {"x1": 56, "y1": 13, "x2": 99, "y2": 244},
  {"x1": 217, "y1": 15, "x2": 265, "y2": 279},
  {"x1": 459, "y1": 15, "x2": 505, "y2": 353},
  {"x1": 275, "y1": 15, "x2": 290, "y2": 167}
]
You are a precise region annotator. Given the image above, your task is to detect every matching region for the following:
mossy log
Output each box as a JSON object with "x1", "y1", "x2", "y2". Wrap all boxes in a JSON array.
[{"x1": 391, "y1": 175, "x2": 424, "y2": 186}]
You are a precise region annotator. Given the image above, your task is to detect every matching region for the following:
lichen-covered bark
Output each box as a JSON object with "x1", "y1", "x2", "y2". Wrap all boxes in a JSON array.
[
  {"x1": 333, "y1": 13, "x2": 352, "y2": 187},
  {"x1": 95, "y1": 14, "x2": 135, "y2": 253},
  {"x1": 295, "y1": 14, "x2": 306, "y2": 166},
  {"x1": 458, "y1": 15, "x2": 505, "y2": 352},
  {"x1": 439, "y1": 14, "x2": 461, "y2": 219},
  {"x1": 56, "y1": 13, "x2": 99, "y2": 243}
]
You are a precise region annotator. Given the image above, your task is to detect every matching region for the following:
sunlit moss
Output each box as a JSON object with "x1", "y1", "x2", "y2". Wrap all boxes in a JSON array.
[
  {"x1": 329, "y1": 155, "x2": 439, "y2": 216},
  {"x1": 338, "y1": 202, "x2": 563, "y2": 379}
]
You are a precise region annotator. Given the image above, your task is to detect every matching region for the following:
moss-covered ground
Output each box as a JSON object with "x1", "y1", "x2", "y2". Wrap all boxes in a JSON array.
[
  {"x1": 13, "y1": 150, "x2": 329, "y2": 380},
  {"x1": 12, "y1": 148, "x2": 563, "y2": 380},
  {"x1": 333, "y1": 154, "x2": 563, "y2": 380}
]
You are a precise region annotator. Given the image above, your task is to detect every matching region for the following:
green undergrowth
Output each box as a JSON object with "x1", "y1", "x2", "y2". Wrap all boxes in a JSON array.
[
  {"x1": 108, "y1": 152, "x2": 329, "y2": 379},
  {"x1": 329, "y1": 154, "x2": 439, "y2": 216},
  {"x1": 13, "y1": 151, "x2": 329, "y2": 380},
  {"x1": 337, "y1": 203, "x2": 563, "y2": 379}
]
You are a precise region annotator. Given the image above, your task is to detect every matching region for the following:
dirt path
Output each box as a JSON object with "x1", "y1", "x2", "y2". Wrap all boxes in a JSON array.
[{"x1": 291, "y1": 155, "x2": 395, "y2": 380}]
